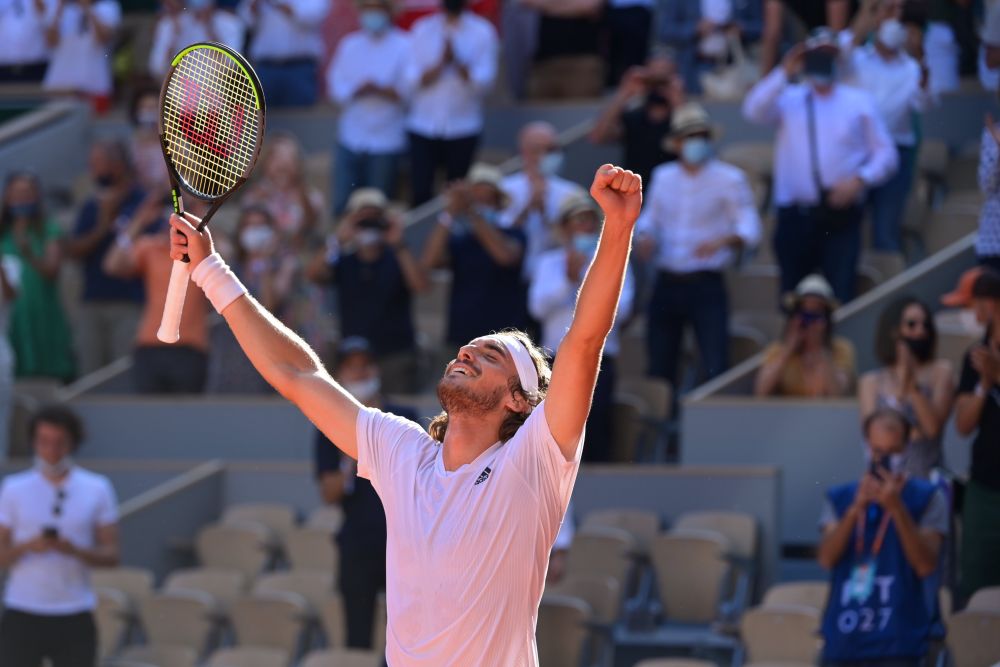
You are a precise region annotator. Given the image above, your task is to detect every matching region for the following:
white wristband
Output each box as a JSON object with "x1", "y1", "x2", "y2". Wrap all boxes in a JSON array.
[{"x1": 190, "y1": 253, "x2": 247, "y2": 314}]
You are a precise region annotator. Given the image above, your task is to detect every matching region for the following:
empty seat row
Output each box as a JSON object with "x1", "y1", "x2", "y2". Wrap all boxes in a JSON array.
[{"x1": 105, "y1": 645, "x2": 381, "y2": 667}]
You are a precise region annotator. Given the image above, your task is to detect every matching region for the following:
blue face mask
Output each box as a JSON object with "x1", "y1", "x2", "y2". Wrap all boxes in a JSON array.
[
  {"x1": 572, "y1": 232, "x2": 599, "y2": 257},
  {"x1": 359, "y1": 9, "x2": 389, "y2": 34},
  {"x1": 474, "y1": 205, "x2": 499, "y2": 225},
  {"x1": 539, "y1": 151, "x2": 564, "y2": 177},
  {"x1": 680, "y1": 137, "x2": 711, "y2": 166}
]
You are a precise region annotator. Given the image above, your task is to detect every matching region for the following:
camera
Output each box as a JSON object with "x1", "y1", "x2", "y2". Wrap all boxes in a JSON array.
[{"x1": 42, "y1": 526, "x2": 59, "y2": 540}]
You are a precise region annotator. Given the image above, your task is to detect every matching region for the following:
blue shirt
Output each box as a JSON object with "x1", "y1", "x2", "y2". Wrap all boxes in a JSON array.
[
  {"x1": 72, "y1": 187, "x2": 148, "y2": 303},
  {"x1": 331, "y1": 249, "x2": 416, "y2": 357}
]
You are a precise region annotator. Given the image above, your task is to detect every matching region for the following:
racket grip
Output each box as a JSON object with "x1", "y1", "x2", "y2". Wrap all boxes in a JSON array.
[{"x1": 156, "y1": 260, "x2": 190, "y2": 344}]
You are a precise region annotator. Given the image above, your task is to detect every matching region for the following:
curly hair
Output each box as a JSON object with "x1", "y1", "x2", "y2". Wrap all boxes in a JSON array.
[{"x1": 428, "y1": 330, "x2": 551, "y2": 444}]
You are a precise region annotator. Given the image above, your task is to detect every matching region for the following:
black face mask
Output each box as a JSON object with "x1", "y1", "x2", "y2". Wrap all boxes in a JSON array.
[
  {"x1": 646, "y1": 91, "x2": 668, "y2": 108},
  {"x1": 803, "y1": 51, "x2": 836, "y2": 78},
  {"x1": 443, "y1": 0, "x2": 464, "y2": 14},
  {"x1": 95, "y1": 174, "x2": 117, "y2": 188},
  {"x1": 902, "y1": 336, "x2": 933, "y2": 362}
]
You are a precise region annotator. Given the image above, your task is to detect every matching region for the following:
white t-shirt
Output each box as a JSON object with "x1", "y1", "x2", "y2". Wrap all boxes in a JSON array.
[
  {"x1": 356, "y1": 400, "x2": 582, "y2": 666},
  {"x1": 0, "y1": 467, "x2": 118, "y2": 615},
  {"x1": 41, "y1": 0, "x2": 121, "y2": 95},
  {"x1": 147, "y1": 11, "x2": 245, "y2": 77},
  {"x1": 0, "y1": 0, "x2": 51, "y2": 65}
]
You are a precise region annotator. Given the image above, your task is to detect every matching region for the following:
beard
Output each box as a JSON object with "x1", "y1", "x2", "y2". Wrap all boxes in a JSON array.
[{"x1": 437, "y1": 375, "x2": 506, "y2": 416}]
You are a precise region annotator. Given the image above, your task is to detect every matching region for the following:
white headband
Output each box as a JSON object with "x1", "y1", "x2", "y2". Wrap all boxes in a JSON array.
[{"x1": 490, "y1": 334, "x2": 539, "y2": 399}]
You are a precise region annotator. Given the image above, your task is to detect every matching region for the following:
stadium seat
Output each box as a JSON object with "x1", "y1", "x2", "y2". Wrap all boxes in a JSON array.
[
  {"x1": 582, "y1": 509, "x2": 661, "y2": 553},
  {"x1": 285, "y1": 526, "x2": 339, "y2": 573},
  {"x1": 253, "y1": 570, "x2": 335, "y2": 618},
  {"x1": 547, "y1": 573, "x2": 621, "y2": 625},
  {"x1": 164, "y1": 568, "x2": 248, "y2": 613},
  {"x1": 739, "y1": 605, "x2": 822, "y2": 665},
  {"x1": 968, "y1": 587, "x2": 1000, "y2": 613},
  {"x1": 95, "y1": 587, "x2": 129, "y2": 660},
  {"x1": 858, "y1": 251, "x2": 906, "y2": 284},
  {"x1": 565, "y1": 526, "x2": 636, "y2": 593},
  {"x1": 729, "y1": 323, "x2": 768, "y2": 367},
  {"x1": 612, "y1": 395, "x2": 645, "y2": 462},
  {"x1": 649, "y1": 529, "x2": 729, "y2": 624},
  {"x1": 229, "y1": 591, "x2": 309, "y2": 657},
  {"x1": 300, "y1": 648, "x2": 383, "y2": 667},
  {"x1": 917, "y1": 138, "x2": 949, "y2": 184},
  {"x1": 318, "y1": 593, "x2": 348, "y2": 648},
  {"x1": 947, "y1": 610, "x2": 1000, "y2": 667},
  {"x1": 922, "y1": 207, "x2": 978, "y2": 255},
  {"x1": 196, "y1": 522, "x2": 272, "y2": 577},
  {"x1": 205, "y1": 645, "x2": 288, "y2": 667},
  {"x1": 718, "y1": 141, "x2": 774, "y2": 182},
  {"x1": 617, "y1": 377, "x2": 671, "y2": 423},
  {"x1": 92, "y1": 566, "x2": 155, "y2": 607},
  {"x1": 634, "y1": 660, "x2": 715, "y2": 667},
  {"x1": 120, "y1": 645, "x2": 199, "y2": 667},
  {"x1": 139, "y1": 590, "x2": 219, "y2": 655},
  {"x1": 761, "y1": 581, "x2": 829, "y2": 613},
  {"x1": 306, "y1": 505, "x2": 345, "y2": 532},
  {"x1": 222, "y1": 502, "x2": 298, "y2": 543},
  {"x1": 726, "y1": 265, "x2": 781, "y2": 315},
  {"x1": 673, "y1": 511, "x2": 758, "y2": 617},
  {"x1": 536, "y1": 594, "x2": 591, "y2": 667},
  {"x1": 936, "y1": 331, "x2": 978, "y2": 371}
]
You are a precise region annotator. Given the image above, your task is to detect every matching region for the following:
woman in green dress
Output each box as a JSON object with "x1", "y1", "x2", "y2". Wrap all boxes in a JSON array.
[{"x1": 0, "y1": 173, "x2": 75, "y2": 381}]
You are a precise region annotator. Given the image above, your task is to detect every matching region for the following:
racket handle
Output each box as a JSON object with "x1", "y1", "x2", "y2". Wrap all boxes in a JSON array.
[{"x1": 156, "y1": 260, "x2": 190, "y2": 344}]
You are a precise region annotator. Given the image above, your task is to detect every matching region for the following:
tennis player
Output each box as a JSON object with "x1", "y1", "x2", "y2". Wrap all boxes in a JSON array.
[{"x1": 169, "y1": 164, "x2": 641, "y2": 665}]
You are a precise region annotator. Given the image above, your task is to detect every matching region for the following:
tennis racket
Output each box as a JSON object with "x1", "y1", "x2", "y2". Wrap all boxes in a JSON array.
[{"x1": 155, "y1": 42, "x2": 266, "y2": 344}]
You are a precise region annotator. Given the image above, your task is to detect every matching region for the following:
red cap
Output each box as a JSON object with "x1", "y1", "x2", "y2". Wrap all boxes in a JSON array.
[{"x1": 941, "y1": 267, "x2": 984, "y2": 307}]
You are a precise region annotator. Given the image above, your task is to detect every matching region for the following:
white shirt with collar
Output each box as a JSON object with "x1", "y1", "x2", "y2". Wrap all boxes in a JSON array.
[
  {"x1": 402, "y1": 11, "x2": 498, "y2": 139},
  {"x1": 41, "y1": 0, "x2": 120, "y2": 95},
  {"x1": 0, "y1": 0, "x2": 51, "y2": 65},
  {"x1": 742, "y1": 68, "x2": 898, "y2": 207},
  {"x1": 0, "y1": 466, "x2": 118, "y2": 615},
  {"x1": 529, "y1": 247, "x2": 634, "y2": 357},
  {"x1": 636, "y1": 159, "x2": 762, "y2": 274},
  {"x1": 841, "y1": 38, "x2": 928, "y2": 147},
  {"x1": 148, "y1": 11, "x2": 245, "y2": 77},
  {"x1": 239, "y1": 0, "x2": 329, "y2": 61},
  {"x1": 327, "y1": 27, "x2": 410, "y2": 154},
  {"x1": 499, "y1": 172, "x2": 583, "y2": 279}
]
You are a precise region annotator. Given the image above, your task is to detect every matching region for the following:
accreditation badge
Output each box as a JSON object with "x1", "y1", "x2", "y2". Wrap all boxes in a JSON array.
[{"x1": 848, "y1": 559, "x2": 876, "y2": 604}]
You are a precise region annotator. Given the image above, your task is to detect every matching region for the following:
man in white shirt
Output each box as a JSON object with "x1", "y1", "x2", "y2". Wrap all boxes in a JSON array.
[
  {"x1": 42, "y1": 0, "x2": 121, "y2": 111},
  {"x1": 0, "y1": 0, "x2": 49, "y2": 82},
  {"x1": 148, "y1": 0, "x2": 245, "y2": 78},
  {"x1": 168, "y1": 163, "x2": 641, "y2": 666},
  {"x1": 501, "y1": 121, "x2": 585, "y2": 281},
  {"x1": 238, "y1": 0, "x2": 330, "y2": 107},
  {"x1": 403, "y1": 0, "x2": 498, "y2": 205},
  {"x1": 529, "y1": 193, "x2": 634, "y2": 462},
  {"x1": 743, "y1": 28, "x2": 897, "y2": 303},
  {"x1": 637, "y1": 102, "x2": 761, "y2": 396},
  {"x1": 327, "y1": 0, "x2": 409, "y2": 215},
  {"x1": 0, "y1": 404, "x2": 120, "y2": 667},
  {"x1": 842, "y1": 0, "x2": 929, "y2": 254}
]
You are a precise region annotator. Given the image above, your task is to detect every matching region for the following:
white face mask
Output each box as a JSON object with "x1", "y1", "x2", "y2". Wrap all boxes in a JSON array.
[
  {"x1": 539, "y1": 151, "x2": 564, "y2": 177},
  {"x1": 342, "y1": 376, "x2": 381, "y2": 403},
  {"x1": 356, "y1": 229, "x2": 381, "y2": 248},
  {"x1": 239, "y1": 225, "x2": 274, "y2": 253},
  {"x1": 877, "y1": 19, "x2": 907, "y2": 52},
  {"x1": 34, "y1": 455, "x2": 72, "y2": 478}
]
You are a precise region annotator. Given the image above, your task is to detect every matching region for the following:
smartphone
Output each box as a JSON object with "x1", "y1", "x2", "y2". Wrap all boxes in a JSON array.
[
  {"x1": 869, "y1": 458, "x2": 890, "y2": 477},
  {"x1": 42, "y1": 526, "x2": 59, "y2": 540}
]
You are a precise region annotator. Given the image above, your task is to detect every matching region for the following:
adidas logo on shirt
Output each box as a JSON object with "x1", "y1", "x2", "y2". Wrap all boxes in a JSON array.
[{"x1": 474, "y1": 466, "x2": 492, "y2": 486}]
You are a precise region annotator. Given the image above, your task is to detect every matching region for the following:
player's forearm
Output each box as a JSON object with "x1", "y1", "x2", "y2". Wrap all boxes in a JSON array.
[
  {"x1": 71, "y1": 543, "x2": 120, "y2": 568},
  {"x1": 885, "y1": 498, "x2": 937, "y2": 577},
  {"x1": 0, "y1": 541, "x2": 28, "y2": 568},
  {"x1": 563, "y1": 221, "x2": 631, "y2": 351},
  {"x1": 817, "y1": 504, "x2": 861, "y2": 570}
]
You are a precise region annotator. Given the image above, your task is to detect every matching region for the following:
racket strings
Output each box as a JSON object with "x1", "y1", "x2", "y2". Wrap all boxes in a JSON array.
[{"x1": 162, "y1": 46, "x2": 261, "y2": 199}]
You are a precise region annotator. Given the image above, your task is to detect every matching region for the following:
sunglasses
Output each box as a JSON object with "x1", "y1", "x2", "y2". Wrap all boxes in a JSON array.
[
  {"x1": 52, "y1": 489, "x2": 66, "y2": 517},
  {"x1": 797, "y1": 310, "x2": 828, "y2": 325},
  {"x1": 903, "y1": 318, "x2": 927, "y2": 329}
]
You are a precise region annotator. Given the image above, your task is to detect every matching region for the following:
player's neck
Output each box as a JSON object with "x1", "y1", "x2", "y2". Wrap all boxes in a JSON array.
[{"x1": 441, "y1": 412, "x2": 503, "y2": 472}]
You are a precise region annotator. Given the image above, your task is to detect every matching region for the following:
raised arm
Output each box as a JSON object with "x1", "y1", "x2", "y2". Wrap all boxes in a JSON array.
[
  {"x1": 170, "y1": 213, "x2": 362, "y2": 459},
  {"x1": 545, "y1": 166, "x2": 640, "y2": 458}
]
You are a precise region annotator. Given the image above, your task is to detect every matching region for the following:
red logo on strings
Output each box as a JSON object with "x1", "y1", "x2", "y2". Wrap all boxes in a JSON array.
[{"x1": 178, "y1": 76, "x2": 246, "y2": 159}]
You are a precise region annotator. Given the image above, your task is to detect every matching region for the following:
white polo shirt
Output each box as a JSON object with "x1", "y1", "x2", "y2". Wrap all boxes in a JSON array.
[
  {"x1": 0, "y1": 0, "x2": 51, "y2": 66},
  {"x1": 147, "y1": 11, "x2": 246, "y2": 77},
  {"x1": 0, "y1": 467, "x2": 118, "y2": 615},
  {"x1": 356, "y1": 400, "x2": 581, "y2": 667},
  {"x1": 41, "y1": 0, "x2": 121, "y2": 95},
  {"x1": 238, "y1": 0, "x2": 329, "y2": 61}
]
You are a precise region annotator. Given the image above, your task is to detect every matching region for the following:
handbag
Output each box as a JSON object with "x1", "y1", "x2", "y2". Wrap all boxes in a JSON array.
[
  {"x1": 806, "y1": 92, "x2": 861, "y2": 228},
  {"x1": 700, "y1": 34, "x2": 757, "y2": 101}
]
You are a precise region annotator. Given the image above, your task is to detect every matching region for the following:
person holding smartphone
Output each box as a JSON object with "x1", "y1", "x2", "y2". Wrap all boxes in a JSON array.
[
  {"x1": 0, "y1": 404, "x2": 120, "y2": 667},
  {"x1": 859, "y1": 298, "x2": 955, "y2": 479},
  {"x1": 817, "y1": 407, "x2": 947, "y2": 667}
]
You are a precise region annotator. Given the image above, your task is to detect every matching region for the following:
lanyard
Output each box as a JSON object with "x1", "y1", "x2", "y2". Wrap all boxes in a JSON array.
[{"x1": 855, "y1": 507, "x2": 892, "y2": 560}]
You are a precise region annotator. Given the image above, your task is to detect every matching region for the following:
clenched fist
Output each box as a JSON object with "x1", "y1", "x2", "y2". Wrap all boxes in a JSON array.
[{"x1": 589, "y1": 164, "x2": 642, "y2": 227}]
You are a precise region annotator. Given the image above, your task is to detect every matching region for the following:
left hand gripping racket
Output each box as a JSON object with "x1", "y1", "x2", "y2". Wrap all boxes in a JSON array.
[{"x1": 156, "y1": 42, "x2": 266, "y2": 344}]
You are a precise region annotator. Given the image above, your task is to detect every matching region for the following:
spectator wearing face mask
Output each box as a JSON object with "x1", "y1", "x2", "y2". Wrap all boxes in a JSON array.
[
  {"x1": 743, "y1": 28, "x2": 898, "y2": 304},
  {"x1": 422, "y1": 163, "x2": 528, "y2": 349},
  {"x1": 529, "y1": 194, "x2": 633, "y2": 462},
  {"x1": 238, "y1": 0, "x2": 330, "y2": 107},
  {"x1": 589, "y1": 52, "x2": 685, "y2": 187},
  {"x1": 402, "y1": 0, "x2": 498, "y2": 206},
  {"x1": 41, "y1": 0, "x2": 121, "y2": 113},
  {"x1": 326, "y1": 0, "x2": 409, "y2": 216},
  {"x1": 207, "y1": 206, "x2": 296, "y2": 394},
  {"x1": 148, "y1": 0, "x2": 244, "y2": 77},
  {"x1": 842, "y1": 0, "x2": 929, "y2": 254},
  {"x1": 0, "y1": 0, "x2": 49, "y2": 83},
  {"x1": 636, "y1": 103, "x2": 761, "y2": 396},
  {"x1": 817, "y1": 407, "x2": 947, "y2": 667},
  {"x1": 314, "y1": 336, "x2": 418, "y2": 649},
  {"x1": 307, "y1": 189, "x2": 426, "y2": 394},
  {"x1": 755, "y1": 274, "x2": 856, "y2": 397},
  {"x1": 0, "y1": 172, "x2": 74, "y2": 383},
  {"x1": 501, "y1": 121, "x2": 585, "y2": 281},
  {"x1": 128, "y1": 87, "x2": 170, "y2": 194},
  {"x1": 859, "y1": 298, "x2": 954, "y2": 478}
]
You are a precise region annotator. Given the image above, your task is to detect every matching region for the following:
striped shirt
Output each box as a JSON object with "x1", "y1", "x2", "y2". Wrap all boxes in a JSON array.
[
  {"x1": 978, "y1": 127, "x2": 1000, "y2": 259},
  {"x1": 356, "y1": 401, "x2": 581, "y2": 666}
]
